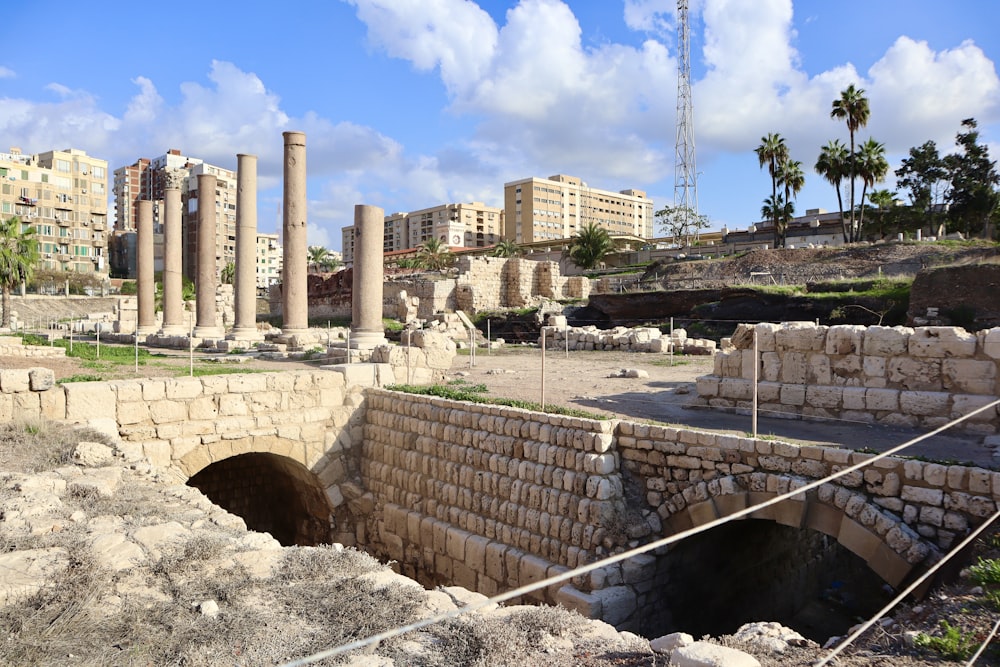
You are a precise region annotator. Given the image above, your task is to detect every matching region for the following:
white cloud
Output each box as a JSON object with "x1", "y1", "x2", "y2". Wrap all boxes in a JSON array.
[
  {"x1": 623, "y1": 0, "x2": 674, "y2": 34},
  {"x1": 0, "y1": 66, "x2": 15, "y2": 79}
]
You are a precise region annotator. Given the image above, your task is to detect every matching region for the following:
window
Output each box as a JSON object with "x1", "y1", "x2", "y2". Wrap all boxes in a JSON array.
[
  {"x1": 56, "y1": 160, "x2": 70, "y2": 173},
  {"x1": 92, "y1": 166, "x2": 105, "y2": 179}
]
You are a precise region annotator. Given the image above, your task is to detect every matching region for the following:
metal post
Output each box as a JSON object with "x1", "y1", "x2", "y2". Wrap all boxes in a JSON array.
[
  {"x1": 346, "y1": 330, "x2": 351, "y2": 364},
  {"x1": 96, "y1": 326, "x2": 100, "y2": 359},
  {"x1": 189, "y1": 319, "x2": 194, "y2": 377},
  {"x1": 469, "y1": 327, "x2": 474, "y2": 370},
  {"x1": 487, "y1": 319, "x2": 491, "y2": 356},
  {"x1": 752, "y1": 327, "x2": 759, "y2": 438},
  {"x1": 565, "y1": 323, "x2": 569, "y2": 358},
  {"x1": 134, "y1": 333, "x2": 139, "y2": 373},
  {"x1": 540, "y1": 328, "x2": 546, "y2": 409},
  {"x1": 406, "y1": 331, "x2": 412, "y2": 385}
]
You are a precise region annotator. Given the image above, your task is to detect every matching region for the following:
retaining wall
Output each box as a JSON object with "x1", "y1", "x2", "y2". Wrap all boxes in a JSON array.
[{"x1": 695, "y1": 323, "x2": 1000, "y2": 433}]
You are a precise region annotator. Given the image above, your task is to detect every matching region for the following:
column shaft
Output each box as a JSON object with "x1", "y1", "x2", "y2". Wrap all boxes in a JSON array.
[
  {"x1": 351, "y1": 204, "x2": 387, "y2": 349},
  {"x1": 136, "y1": 200, "x2": 156, "y2": 335},
  {"x1": 194, "y1": 174, "x2": 222, "y2": 338},
  {"x1": 231, "y1": 154, "x2": 260, "y2": 338},
  {"x1": 282, "y1": 131, "x2": 308, "y2": 333},
  {"x1": 161, "y1": 187, "x2": 186, "y2": 334}
]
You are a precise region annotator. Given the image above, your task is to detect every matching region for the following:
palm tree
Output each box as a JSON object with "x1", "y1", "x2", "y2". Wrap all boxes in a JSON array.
[
  {"x1": 815, "y1": 139, "x2": 850, "y2": 243},
  {"x1": 755, "y1": 133, "x2": 789, "y2": 244},
  {"x1": 220, "y1": 261, "x2": 236, "y2": 285},
  {"x1": 416, "y1": 237, "x2": 452, "y2": 271},
  {"x1": 0, "y1": 217, "x2": 40, "y2": 329},
  {"x1": 856, "y1": 139, "x2": 889, "y2": 240},
  {"x1": 831, "y1": 84, "x2": 871, "y2": 241},
  {"x1": 777, "y1": 160, "x2": 805, "y2": 248},
  {"x1": 307, "y1": 245, "x2": 341, "y2": 273},
  {"x1": 867, "y1": 188, "x2": 897, "y2": 239},
  {"x1": 565, "y1": 222, "x2": 613, "y2": 270},
  {"x1": 761, "y1": 194, "x2": 793, "y2": 243},
  {"x1": 491, "y1": 240, "x2": 522, "y2": 258}
]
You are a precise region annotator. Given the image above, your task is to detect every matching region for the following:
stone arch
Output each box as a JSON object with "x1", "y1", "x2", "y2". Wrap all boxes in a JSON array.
[
  {"x1": 658, "y1": 475, "x2": 936, "y2": 588},
  {"x1": 172, "y1": 434, "x2": 361, "y2": 548}
]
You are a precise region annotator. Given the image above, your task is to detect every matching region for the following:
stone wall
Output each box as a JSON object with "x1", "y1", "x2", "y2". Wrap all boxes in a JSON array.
[
  {"x1": 539, "y1": 323, "x2": 716, "y2": 355},
  {"x1": 455, "y1": 256, "x2": 590, "y2": 313},
  {"x1": 358, "y1": 389, "x2": 1000, "y2": 633},
  {"x1": 695, "y1": 323, "x2": 1000, "y2": 433},
  {"x1": 384, "y1": 279, "x2": 457, "y2": 321},
  {"x1": 0, "y1": 336, "x2": 66, "y2": 358}
]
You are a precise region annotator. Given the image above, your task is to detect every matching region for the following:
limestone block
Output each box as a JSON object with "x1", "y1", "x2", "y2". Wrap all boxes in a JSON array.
[
  {"x1": 942, "y1": 359, "x2": 996, "y2": 395},
  {"x1": 826, "y1": 325, "x2": 865, "y2": 355},
  {"x1": 775, "y1": 321, "x2": 826, "y2": 352},
  {"x1": 952, "y1": 394, "x2": 1000, "y2": 422},
  {"x1": 887, "y1": 357, "x2": 941, "y2": 391},
  {"x1": 983, "y1": 327, "x2": 1000, "y2": 359},
  {"x1": 754, "y1": 322, "x2": 780, "y2": 353},
  {"x1": 671, "y1": 642, "x2": 761, "y2": 667},
  {"x1": 779, "y1": 351, "x2": 807, "y2": 384},
  {"x1": 780, "y1": 384, "x2": 806, "y2": 406},
  {"x1": 555, "y1": 585, "x2": 602, "y2": 618},
  {"x1": 591, "y1": 585, "x2": 637, "y2": 626},
  {"x1": 805, "y1": 385, "x2": 841, "y2": 409},
  {"x1": 863, "y1": 326, "x2": 912, "y2": 357},
  {"x1": 28, "y1": 367, "x2": 55, "y2": 391},
  {"x1": 38, "y1": 389, "x2": 66, "y2": 420},
  {"x1": 865, "y1": 388, "x2": 899, "y2": 412},
  {"x1": 862, "y1": 355, "x2": 886, "y2": 379},
  {"x1": 807, "y1": 353, "x2": 832, "y2": 384},
  {"x1": 117, "y1": 401, "x2": 151, "y2": 426},
  {"x1": 64, "y1": 382, "x2": 117, "y2": 422},
  {"x1": 838, "y1": 517, "x2": 880, "y2": 561},
  {"x1": 0, "y1": 369, "x2": 29, "y2": 393},
  {"x1": 760, "y1": 352, "x2": 781, "y2": 382},
  {"x1": 164, "y1": 377, "x2": 203, "y2": 400},
  {"x1": 148, "y1": 399, "x2": 188, "y2": 425},
  {"x1": 908, "y1": 326, "x2": 977, "y2": 358},
  {"x1": 899, "y1": 391, "x2": 950, "y2": 417},
  {"x1": 901, "y1": 485, "x2": 943, "y2": 506},
  {"x1": 757, "y1": 381, "x2": 781, "y2": 403},
  {"x1": 719, "y1": 379, "x2": 752, "y2": 400},
  {"x1": 651, "y1": 632, "x2": 694, "y2": 655}
]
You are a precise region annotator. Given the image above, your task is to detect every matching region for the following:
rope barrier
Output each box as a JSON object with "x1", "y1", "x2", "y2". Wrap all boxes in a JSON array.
[
  {"x1": 279, "y1": 397, "x2": 1000, "y2": 666},
  {"x1": 966, "y1": 617, "x2": 1000, "y2": 667}
]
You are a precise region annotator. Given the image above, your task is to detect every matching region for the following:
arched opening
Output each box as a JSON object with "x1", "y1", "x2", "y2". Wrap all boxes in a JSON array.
[
  {"x1": 643, "y1": 519, "x2": 893, "y2": 642},
  {"x1": 187, "y1": 453, "x2": 335, "y2": 546}
]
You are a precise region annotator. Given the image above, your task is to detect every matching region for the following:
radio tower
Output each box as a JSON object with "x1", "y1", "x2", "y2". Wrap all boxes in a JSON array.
[{"x1": 674, "y1": 0, "x2": 698, "y2": 228}]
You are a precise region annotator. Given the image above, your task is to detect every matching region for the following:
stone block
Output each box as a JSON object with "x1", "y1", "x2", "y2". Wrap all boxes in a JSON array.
[
  {"x1": 942, "y1": 359, "x2": 996, "y2": 394},
  {"x1": 862, "y1": 326, "x2": 911, "y2": 357},
  {"x1": 838, "y1": 517, "x2": 880, "y2": 561},
  {"x1": 826, "y1": 325, "x2": 864, "y2": 355},
  {"x1": 983, "y1": 328, "x2": 1000, "y2": 359},
  {"x1": 555, "y1": 585, "x2": 602, "y2": 618},
  {"x1": 899, "y1": 391, "x2": 950, "y2": 417},
  {"x1": 64, "y1": 382, "x2": 116, "y2": 422},
  {"x1": 865, "y1": 388, "x2": 899, "y2": 412},
  {"x1": 952, "y1": 394, "x2": 999, "y2": 422},
  {"x1": 780, "y1": 352, "x2": 807, "y2": 384},
  {"x1": 805, "y1": 385, "x2": 842, "y2": 408},
  {"x1": 28, "y1": 367, "x2": 55, "y2": 391},
  {"x1": 805, "y1": 501, "x2": 842, "y2": 538},
  {"x1": 591, "y1": 585, "x2": 637, "y2": 626},
  {"x1": 867, "y1": 542, "x2": 913, "y2": 588},
  {"x1": 888, "y1": 357, "x2": 942, "y2": 391},
  {"x1": 779, "y1": 384, "x2": 806, "y2": 406},
  {"x1": 671, "y1": 642, "x2": 761, "y2": 667},
  {"x1": 908, "y1": 326, "x2": 977, "y2": 358}
]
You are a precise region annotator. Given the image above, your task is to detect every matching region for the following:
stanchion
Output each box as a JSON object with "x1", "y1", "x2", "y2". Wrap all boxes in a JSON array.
[
  {"x1": 564, "y1": 323, "x2": 569, "y2": 358},
  {"x1": 346, "y1": 330, "x2": 352, "y2": 364},
  {"x1": 189, "y1": 320, "x2": 194, "y2": 377},
  {"x1": 752, "y1": 327, "x2": 759, "y2": 438},
  {"x1": 406, "y1": 331, "x2": 412, "y2": 385},
  {"x1": 540, "y1": 328, "x2": 546, "y2": 409},
  {"x1": 96, "y1": 326, "x2": 101, "y2": 359},
  {"x1": 486, "y1": 319, "x2": 491, "y2": 356},
  {"x1": 134, "y1": 333, "x2": 139, "y2": 373}
]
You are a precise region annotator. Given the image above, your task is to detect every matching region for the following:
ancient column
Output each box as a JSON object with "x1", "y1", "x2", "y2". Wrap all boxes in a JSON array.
[
  {"x1": 230, "y1": 153, "x2": 261, "y2": 339},
  {"x1": 351, "y1": 204, "x2": 387, "y2": 349},
  {"x1": 193, "y1": 173, "x2": 223, "y2": 338},
  {"x1": 136, "y1": 199, "x2": 156, "y2": 336},
  {"x1": 281, "y1": 132, "x2": 308, "y2": 334},
  {"x1": 160, "y1": 183, "x2": 186, "y2": 335}
]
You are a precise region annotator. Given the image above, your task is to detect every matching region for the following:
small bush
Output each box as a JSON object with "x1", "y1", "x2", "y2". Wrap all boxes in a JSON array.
[{"x1": 914, "y1": 620, "x2": 978, "y2": 660}]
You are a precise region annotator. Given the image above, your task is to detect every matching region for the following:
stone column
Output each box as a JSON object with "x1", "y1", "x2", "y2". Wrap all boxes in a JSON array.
[
  {"x1": 230, "y1": 153, "x2": 261, "y2": 340},
  {"x1": 281, "y1": 131, "x2": 308, "y2": 334},
  {"x1": 351, "y1": 204, "x2": 387, "y2": 349},
  {"x1": 136, "y1": 199, "x2": 156, "y2": 335},
  {"x1": 193, "y1": 173, "x2": 223, "y2": 338},
  {"x1": 160, "y1": 185, "x2": 186, "y2": 335}
]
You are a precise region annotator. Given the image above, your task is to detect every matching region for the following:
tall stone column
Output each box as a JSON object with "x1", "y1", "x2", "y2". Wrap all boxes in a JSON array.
[
  {"x1": 351, "y1": 204, "x2": 387, "y2": 349},
  {"x1": 193, "y1": 173, "x2": 223, "y2": 338},
  {"x1": 281, "y1": 131, "x2": 308, "y2": 334},
  {"x1": 160, "y1": 184, "x2": 186, "y2": 335},
  {"x1": 230, "y1": 153, "x2": 261, "y2": 339},
  {"x1": 136, "y1": 199, "x2": 156, "y2": 336}
]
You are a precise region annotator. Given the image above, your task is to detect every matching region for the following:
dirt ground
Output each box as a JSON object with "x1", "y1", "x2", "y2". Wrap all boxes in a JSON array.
[{"x1": 447, "y1": 346, "x2": 998, "y2": 469}]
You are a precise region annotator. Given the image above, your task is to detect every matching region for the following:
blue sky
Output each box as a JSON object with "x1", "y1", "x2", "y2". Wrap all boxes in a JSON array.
[{"x1": 2, "y1": 0, "x2": 999, "y2": 251}]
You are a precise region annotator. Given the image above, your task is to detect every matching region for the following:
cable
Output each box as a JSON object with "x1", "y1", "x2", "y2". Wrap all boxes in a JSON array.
[
  {"x1": 817, "y1": 509, "x2": 1000, "y2": 666},
  {"x1": 966, "y1": 617, "x2": 1000, "y2": 667},
  {"x1": 280, "y1": 397, "x2": 1000, "y2": 666}
]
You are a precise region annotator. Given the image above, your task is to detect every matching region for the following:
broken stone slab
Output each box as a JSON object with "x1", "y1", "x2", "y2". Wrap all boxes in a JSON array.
[
  {"x1": 670, "y1": 641, "x2": 761, "y2": 667},
  {"x1": 73, "y1": 441, "x2": 116, "y2": 467},
  {"x1": 0, "y1": 547, "x2": 69, "y2": 605},
  {"x1": 650, "y1": 631, "x2": 694, "y2": 654},
  {"x1": 609, "y1": 368, "x2": 649, "y2": 379}
]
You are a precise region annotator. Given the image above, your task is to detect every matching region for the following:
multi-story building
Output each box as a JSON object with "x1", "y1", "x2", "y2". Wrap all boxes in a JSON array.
[
  {"x1": 0, "y1": 147, "x2": 109, "y2": 275},
  {"x1": 342, "y1": 201, "x2": 503, "y2": 265},
  {"x1": 111, "y1": 150, "x2": 240, "y2": 282},
  {"x1": 256, "y1": 232, "x2": 282, "y2": 290},
  {"x1": 503, "y1": 174, "x2": 654, "y2": 243}
]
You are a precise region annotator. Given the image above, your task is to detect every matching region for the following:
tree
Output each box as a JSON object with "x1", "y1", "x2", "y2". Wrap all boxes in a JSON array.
[
  {"x1": 565, "y1": 222, "x2": 613, "y2": 270},
  {"x1": 220, "y1": 261, "x2": 236, "y2": 285},
  {"x1": 855, "y1": 139, "x2": 889, "y2": 239},
  {"x1": 0, "y1": 217, "x2": 40, "y2": 329},
  {"x1": 815, "y1": 139, "x2": 850, "y2": 243},
  {"x1": 307, "y1": 245, "x2": 341, "y2": 273},
  {"x1": 776, "y1": 160, "x2": 805, "y2": 248},
  {"x1": 655, "y1": 204, "x2": 710, "y2": 247},
  {"x1": 760, "y1": 194, "x2": 792, "y2": 242},
  {"x1": 830, "y1": 84, "x2": 870, "y2": 241},
  {"x1": 866, "y1": 188, "x2": 897, "y2": 239},
  {"x1": 416, "y1": 237, "x2": 453, "y2": 271},
  {"x1": 895, "y1": 140, "x2": 949, "y2": 235},
  {"x1": 491, "y1": 240, "x2": 522, "y2": 258},
  {"x1": 755, "y1": 133, "x2": 789, "y2": 245},
  {"x1": 944, "y1": 118, "x2": 1000, "y2": 238}
]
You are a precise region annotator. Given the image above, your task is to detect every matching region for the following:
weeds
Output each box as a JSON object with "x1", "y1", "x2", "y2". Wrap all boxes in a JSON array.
[
  {"x1": 386, "y1": 383, "x2": 608, "y2": 420},
  {"x1": 914, "y1": 620, "x2": 979, "y2": 660}
]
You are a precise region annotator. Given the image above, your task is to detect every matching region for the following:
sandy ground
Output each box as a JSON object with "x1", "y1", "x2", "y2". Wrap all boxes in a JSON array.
[
  {"x1": 447, "y1": 346, "x2": 998, "y2": 469},
  {"x1": 2, "y1": 341, "x2": 995, "y2": 468}
]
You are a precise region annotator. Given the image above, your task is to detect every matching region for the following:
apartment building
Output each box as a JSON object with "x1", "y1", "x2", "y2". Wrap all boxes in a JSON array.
[
  {"x1": 111, "y1": 150, "x2": 239, "y2": 282},
  {"x1": 256, "y1": 232, "x2": 282, "y2": 289},
  {"x1": 341, "y1": 201, "x2": 503, "y2": 265},
  {"x1": 0, "y1": 147, "x2": 109, "y2": 274},
  {"x1": 503, "y1": 174, "x2": 654, "y2": 243}
]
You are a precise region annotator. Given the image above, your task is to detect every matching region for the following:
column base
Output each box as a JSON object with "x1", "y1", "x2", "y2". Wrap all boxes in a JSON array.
[
  {"x1": 227, "y1": 327, "x2": 263, "y2": 340},
  {"x1": 192, "y1": 326, "x2": 225, "y2": 339},
  {"x1": 136, "y1": 325, "x2": 158, "y2": 336},
  {"x1": 159, "y1": 324, "x2": 189, "y2": 336},
  {"x1": 349, "y1": 329, "x2": 387, "y2": 350}
]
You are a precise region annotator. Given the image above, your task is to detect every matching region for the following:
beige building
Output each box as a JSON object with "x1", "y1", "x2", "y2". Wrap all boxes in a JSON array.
[
  {"x1": 0, "y1": 147, "x2": 109, "y2": 275},
  {"x1": 256, "y1": 232, "x2": 282, "y2": 289},
  {"x1": 342, "y1": 201, "x2": 503, "y2": 265},
  {"x1": 504, "y1": 174, "x2": 654, "y2": 243}
]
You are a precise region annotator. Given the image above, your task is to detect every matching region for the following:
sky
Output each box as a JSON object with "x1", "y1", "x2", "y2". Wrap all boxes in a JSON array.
[{"x1": 2, "y1": 0, "x2": 999, "y2": 252}]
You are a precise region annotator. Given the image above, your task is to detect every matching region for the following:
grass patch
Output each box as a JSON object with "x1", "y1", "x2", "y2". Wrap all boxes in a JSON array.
[
  {"x1": 386, "y1": 383, "x2": 608, "y2": 419},
  {"x1": 914, "y1": 620, "x2": 979, "y2": 660},
  {"x1": 0, "y1": 418, "x2": 115, "y2": 474},
  {"x1": 57, "y1": 373, "x2": 104, "y2": 384}
]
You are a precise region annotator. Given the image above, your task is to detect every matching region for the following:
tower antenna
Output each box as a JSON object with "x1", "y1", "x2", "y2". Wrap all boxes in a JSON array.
[{"x1": 674, "y1": 0, "x2": 699, "y2": 232}]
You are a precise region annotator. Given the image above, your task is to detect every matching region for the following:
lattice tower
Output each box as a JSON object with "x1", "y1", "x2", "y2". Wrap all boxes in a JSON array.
[{"x1": 674, "y1": 0, "x2": 698, "y2": 223}]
